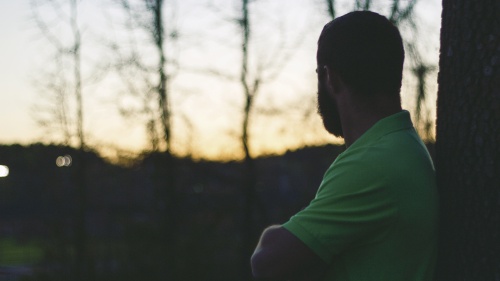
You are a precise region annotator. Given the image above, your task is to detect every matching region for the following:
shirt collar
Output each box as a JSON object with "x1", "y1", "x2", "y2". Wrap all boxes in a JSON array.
[{"x1": 346, "y1": 110, "x2": 414, "y2": 151}]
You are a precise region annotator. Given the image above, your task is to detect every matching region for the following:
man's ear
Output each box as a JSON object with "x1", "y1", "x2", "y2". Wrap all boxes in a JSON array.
[{"x1": 324, "y1": 66, "x2": 342, "y2": 96}]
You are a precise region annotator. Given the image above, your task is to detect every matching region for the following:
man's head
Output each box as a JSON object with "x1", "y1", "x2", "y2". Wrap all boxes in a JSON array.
[{"x1": 316, "y1": 11, "x2": 405, "y2": 137}]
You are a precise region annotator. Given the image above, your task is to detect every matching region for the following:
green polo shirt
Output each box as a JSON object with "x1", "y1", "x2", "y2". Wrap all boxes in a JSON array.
[{"x1": 283, "y1": 110, "x2": 438, "y2": 281}]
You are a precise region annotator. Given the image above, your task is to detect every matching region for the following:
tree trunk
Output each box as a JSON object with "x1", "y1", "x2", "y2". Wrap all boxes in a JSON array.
[
  {"x1": 150, "y1": 1, "x2": 178, "y2": 279},
  {"x1": 69, "y1": 1, "x2": 91, "y2": 279},
  {"x1": 153, "y1": 0, "x2": 172, "y2": 155},
  {"x1": 435, "y1": 0, "x2": 500, "y2": 280},
  {"x1": 326, "y1": 0, "x2": 335, "y2": 19},
  {"x1": 239, "y1": 1, "x2": 257, "y2": 279}
]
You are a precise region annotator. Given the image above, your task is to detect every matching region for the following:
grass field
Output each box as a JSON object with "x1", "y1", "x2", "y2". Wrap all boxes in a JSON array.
[{"x1": 0, "y1": 238, "x2": 43, "y2": 266}]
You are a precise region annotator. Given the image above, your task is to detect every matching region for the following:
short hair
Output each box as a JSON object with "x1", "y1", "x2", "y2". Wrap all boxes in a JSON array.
[{"x1": 317, "y1": 11, "x2": 405, "y2": 97}]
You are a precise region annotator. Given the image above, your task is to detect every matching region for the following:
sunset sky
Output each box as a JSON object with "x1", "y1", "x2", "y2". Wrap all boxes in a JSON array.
[{"x1": 0, "y1": 0, "x2": 441, "y2": 160}]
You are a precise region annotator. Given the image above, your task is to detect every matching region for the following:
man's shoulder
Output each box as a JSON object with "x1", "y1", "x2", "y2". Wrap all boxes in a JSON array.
[
  {"x1": 322, "y1": 144, "x2": 390, "y2": 195},
  {"x1": 343, "y1": 127, "x2": 428, "y2": 161},
  {"x1": 329, "y1": 128, "x2": 433, "y2": 184}
]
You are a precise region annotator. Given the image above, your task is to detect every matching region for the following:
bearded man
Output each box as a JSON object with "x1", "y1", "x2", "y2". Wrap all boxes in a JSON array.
[{"x1": 251, "y1": 11, "x2": 438, "y2": 281}]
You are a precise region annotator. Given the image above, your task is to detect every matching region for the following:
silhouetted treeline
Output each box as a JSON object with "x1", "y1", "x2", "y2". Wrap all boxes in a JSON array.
[{"x1": 0, "y1": 143, "x2": 347, "y2": 280}]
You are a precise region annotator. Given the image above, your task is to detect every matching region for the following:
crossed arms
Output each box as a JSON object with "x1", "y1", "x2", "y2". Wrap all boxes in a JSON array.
[{"x1": 251, "y1": 225, "x2": 327, "y2": 281}]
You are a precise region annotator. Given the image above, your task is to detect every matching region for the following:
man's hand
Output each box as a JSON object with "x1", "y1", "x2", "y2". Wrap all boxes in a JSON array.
[{"x1": 251, "y1": 225, "x2": 327, "y2": 280}]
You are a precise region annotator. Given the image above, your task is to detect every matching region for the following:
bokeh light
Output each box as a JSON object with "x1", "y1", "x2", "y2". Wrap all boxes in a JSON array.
[
  {"x1": 56, "y1": 155, "x2": 72, "y2": 167},
  {"x1": 0, "y1": 165, "x2": 9, "y2": 177}
]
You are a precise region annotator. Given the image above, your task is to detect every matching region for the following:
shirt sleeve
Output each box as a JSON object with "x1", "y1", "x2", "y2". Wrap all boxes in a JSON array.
[{"x1": 282, "y1": 156, "x2": 397, "y2": 264}]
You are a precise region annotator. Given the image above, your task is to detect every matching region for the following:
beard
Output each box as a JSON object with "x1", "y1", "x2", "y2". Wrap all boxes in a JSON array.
[{"x1": 317, "y1": 78, "x2": 344, "y2": 137}]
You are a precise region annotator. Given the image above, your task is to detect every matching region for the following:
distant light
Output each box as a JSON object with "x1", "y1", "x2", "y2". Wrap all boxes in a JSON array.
[
  {"x1": 0, "y1": 165, "x2": 9, "y2": 177},
  {"x1": 56, "y1": 155, "x2": 72, "y2": 167}
]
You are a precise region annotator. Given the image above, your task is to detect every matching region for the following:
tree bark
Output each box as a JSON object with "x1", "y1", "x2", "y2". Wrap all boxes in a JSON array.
[
  {"x1": 149, "y1": 1, "x2": 178, "y2": 279},
  {"x1": 326, "y1": 0, "x2": 335, "y2": 19},
  {"x1": 239, "y1": 1, "x2": 258, "y2": 279},
  {"x1": 69, "y1": 1, "x2": 90, "y2": 279},
  {"x1": 152, "y1": 0, "x2": 172, "y2": 155},
  {"x1": 435, "y1": 0, "x2": 500, "y2": 280}
]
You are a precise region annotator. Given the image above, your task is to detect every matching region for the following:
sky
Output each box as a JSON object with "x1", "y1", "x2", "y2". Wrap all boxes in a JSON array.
[
  {"x1": 0, "y1": 0, "x2": 442, "y2": 161},
  {"x1": 0, "y1": 2, "x2": 34, "y2": 144}
]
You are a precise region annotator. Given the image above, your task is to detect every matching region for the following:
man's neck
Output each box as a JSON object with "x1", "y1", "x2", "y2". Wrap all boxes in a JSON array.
[{"x1": 340, "y1": 98, "x2": 402, "y2": 148}]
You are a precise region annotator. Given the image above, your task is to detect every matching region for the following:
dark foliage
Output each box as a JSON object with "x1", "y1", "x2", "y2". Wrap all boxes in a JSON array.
[{"x1": 0, "y1": 143, "x2": 346, "y2": 281}]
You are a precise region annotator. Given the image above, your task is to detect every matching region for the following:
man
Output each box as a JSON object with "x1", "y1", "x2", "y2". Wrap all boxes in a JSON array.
[{"x1": 251, "y1": 11, "x2": 438, "y2": 281}]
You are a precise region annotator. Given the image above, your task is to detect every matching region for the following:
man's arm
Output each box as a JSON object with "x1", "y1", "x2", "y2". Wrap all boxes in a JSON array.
[{"x1": 251, "y1": 225, "x2": 327, "y2": 280}]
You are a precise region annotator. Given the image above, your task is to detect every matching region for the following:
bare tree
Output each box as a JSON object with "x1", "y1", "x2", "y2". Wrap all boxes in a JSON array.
[
  {"x1": 412, "y1": 63, "x2": 436, "y2": 141},
  {"x1": 109, "y1": 0, "x2": 178, "y2": 153},
  {"x1": 355, "y1": 0, "x2": 372, "y2": 10},
  {"x1": 108, "y1": 0, "x2": 180, "y2": 279},
  {"x1": 194, "y1": 0, "x2": 308, "y2": 277},
  {"x1": 31, "y1": 0, "x2": 83, "y2": 146},
  {"x1": 237, "y1": 1, "x2": 260, "y2": 278},
  {"x1": 232, "y1": 0, "x2": 309, "y2": 277},
  {"x1": 30, "y1": 0, "x2": 90, "y2": 280},
  {"x1": 389, "y1": 0, "x2": 436, "y2": 141},
  {"x1": 326, "y1": 0, "x2": 335, "y2": 18}
]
